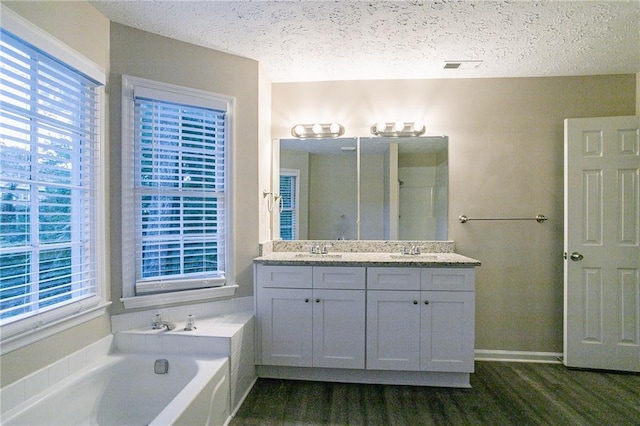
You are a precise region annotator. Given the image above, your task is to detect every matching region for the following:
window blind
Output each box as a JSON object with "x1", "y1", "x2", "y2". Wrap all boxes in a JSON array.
[
  {"x1": 0, "y1": 29, "x2": 101, "y2": 323},
  {"x1": 279, "y1": 173, "x2": 297, "y2": 240},
  {"x1": 133, "y1": 97, "x2": 226, "y2": 292}
]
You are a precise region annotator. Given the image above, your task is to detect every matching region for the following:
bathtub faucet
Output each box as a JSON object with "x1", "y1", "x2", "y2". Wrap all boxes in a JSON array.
[{"x1": 152, "y1": 314, "x2": 176, "y2": 331}]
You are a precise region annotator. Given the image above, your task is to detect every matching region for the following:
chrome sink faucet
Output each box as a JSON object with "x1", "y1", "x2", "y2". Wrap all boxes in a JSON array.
[
  {"x1": 399, "y1": 244, "x2": 422, "y2": 255},
  {"x1": 309, "y1": 243, "x2": 333, "y2": 254},
  {"x1": 152, "y1": 314, "x2": 176, "y2": 331}
]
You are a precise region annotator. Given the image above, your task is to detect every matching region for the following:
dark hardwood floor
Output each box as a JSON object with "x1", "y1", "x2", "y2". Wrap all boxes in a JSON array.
[{"x1": 230, "y1": 361, "x2": 640, "y2": 425}]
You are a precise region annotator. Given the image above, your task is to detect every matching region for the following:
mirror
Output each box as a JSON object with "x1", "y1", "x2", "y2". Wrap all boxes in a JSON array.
[{"x1": 278, "y1": 136, "x2": 448, "y2": 241}]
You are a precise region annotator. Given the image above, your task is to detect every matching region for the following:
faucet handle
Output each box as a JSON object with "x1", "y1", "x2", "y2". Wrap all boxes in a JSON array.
[
  {"x1": 321, "y1": 243, "x2": 334, "y2": 254},
  {"x1": 398, "y1": 244, "x2": 410, "y2": 255}
]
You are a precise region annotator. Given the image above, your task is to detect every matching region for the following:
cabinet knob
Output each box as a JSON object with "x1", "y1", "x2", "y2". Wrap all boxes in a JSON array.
[
  {"x1": 424, "y1": 300, "x2": 430, "y2": 305},
  {"x1": 315, "y1": 298, "x2": 320, "y2": 303},
  {"x1": 413, "y1": 300, "x2": 418, "y2": 305},
  {"x1": 304, "y1": 298, "x2": 309, "y2": 303}
]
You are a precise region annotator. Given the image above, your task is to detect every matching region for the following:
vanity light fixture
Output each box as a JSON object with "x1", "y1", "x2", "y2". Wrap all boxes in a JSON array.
[
  {"x1": 291, "y1": 122, "x2": 345, "y2": 139},
  {"x1": 370, "y1": 121, "x2": 426, "y2": 137}
]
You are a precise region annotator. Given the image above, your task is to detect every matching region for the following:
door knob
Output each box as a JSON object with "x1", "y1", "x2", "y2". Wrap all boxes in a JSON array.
[{"x1": 570, "y1": 252, "x2": 584, "y2": 261}]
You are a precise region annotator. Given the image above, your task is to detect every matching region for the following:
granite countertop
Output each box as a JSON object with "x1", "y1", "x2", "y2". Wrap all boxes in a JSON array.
[{"x1": 253, "y1": 252, "x2": 481, "y2": 267}]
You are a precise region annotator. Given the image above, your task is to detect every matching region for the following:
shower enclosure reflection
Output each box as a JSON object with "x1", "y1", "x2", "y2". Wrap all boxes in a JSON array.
[{"x1": 277, "y1": 136, "x2": 448, "y2": 241}]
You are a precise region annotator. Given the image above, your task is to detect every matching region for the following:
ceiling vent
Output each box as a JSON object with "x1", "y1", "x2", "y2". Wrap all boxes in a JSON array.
[{"x1": 444, "y1": 60, "x2": 483, "y2": 70}]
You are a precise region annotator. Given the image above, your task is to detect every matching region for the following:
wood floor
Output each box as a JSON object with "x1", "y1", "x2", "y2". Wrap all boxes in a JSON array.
[{"x1": 230, "y1": 361, "x2": 640, "y2": 426}]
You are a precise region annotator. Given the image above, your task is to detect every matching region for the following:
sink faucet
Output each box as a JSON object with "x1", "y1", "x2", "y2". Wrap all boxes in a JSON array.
[
  {"x1": 152, "y1": 314, "x2": 176, "y2": 331},
  {"x1": 399, "y1": 244, "x2": 421, "y2": 255},
  {"x1": 310, "y1": 243, "x2": 333, "y2": 254}
]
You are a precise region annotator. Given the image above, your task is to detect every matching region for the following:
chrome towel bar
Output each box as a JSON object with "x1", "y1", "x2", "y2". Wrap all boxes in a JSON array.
[{"x1": 459, "y1": 214, "x2": 548, "y2": 223}]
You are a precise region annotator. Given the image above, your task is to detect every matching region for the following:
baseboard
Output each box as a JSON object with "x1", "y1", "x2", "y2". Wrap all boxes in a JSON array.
[{"x1": 475, "y1": 349, "x2": 563, "y2": 364}]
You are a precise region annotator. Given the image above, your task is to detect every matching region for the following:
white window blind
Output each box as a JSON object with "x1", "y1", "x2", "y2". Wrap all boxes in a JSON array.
[
  {"x1": 133, "y1": 96, "x2": 227, "y2": 294},
  {"x1": 279, "y1": 171, "x2": 298, "y2": 240},
  {"x1": 0, "y1": 28, "x2": 102, "y2": 323}
]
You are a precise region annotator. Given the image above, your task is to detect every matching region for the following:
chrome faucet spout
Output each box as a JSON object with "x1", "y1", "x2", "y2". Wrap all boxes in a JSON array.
[
  {"x1": 152, "y1": 321, "x2": 176, "y2": 331},
  {"x1": 152, "y1": 314, "x2": 176, "y2": 330}
]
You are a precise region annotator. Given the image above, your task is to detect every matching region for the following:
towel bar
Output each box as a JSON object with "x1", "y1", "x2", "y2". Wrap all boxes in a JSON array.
[{"x1": 459, "y1": 214, "x2": 548, "y2": 223}]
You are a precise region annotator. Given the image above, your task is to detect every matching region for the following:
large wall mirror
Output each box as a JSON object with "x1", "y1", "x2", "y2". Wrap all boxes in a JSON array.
[{"x1": 278, "y1": 136, "x2": 448, "y2": 241}]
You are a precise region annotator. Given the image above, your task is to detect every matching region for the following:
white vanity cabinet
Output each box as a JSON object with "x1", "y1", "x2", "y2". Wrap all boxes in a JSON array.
[
  {"x1": 255, "y1": 259, "x2": 477, "y2": 388},
  {"x1": 256, "y1": 265, "x2": 366, "y2": 369},
  {"x1": 366, "y1": 267, "x2": 475, "y2": 372}
]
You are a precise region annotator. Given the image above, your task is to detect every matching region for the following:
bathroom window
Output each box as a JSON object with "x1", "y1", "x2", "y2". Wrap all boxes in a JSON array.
[
  {"x1": 279, "y1": 170, "x2": 299, "y2": 240},
  {"x1": 0, "y1": 11, "x2": 108, "y2": 351},
  {"x1": 121, "y1": 76, "x2": 234, "y2": 306}
]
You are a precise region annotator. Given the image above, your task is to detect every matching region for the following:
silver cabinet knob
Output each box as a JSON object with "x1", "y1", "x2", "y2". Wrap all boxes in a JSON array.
[
  {"x1": 304, "y1": 298, "x2": 309, "y2": 303},
  {"x1": 424, "y1": 300, "x2": 430, "y2": 305},
  {"x1": 413, "y1": 300, "x2": 418, "y2": 305},
  {"x1": 570, "y1": 252, "x2": 584, "y2": 261},
  {"x1": 315, "y1": 299, "x2": 320, "y2": 303}
]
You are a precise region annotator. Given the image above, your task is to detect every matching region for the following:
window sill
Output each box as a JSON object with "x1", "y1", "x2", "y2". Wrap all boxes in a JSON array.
[
  {"x1": 0, "y1": 301, "x2": 111, "y2": 355},
  {"x1": 120, "y1": 284, "x2": 239, "y2": 310}
]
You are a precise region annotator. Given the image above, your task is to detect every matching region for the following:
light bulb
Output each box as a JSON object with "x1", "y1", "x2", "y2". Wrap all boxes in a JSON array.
[
  {"x1": 394, "y1": 121, "x2": 405, "y2": 132},
  {"x1": 312, "y1": 123, "x2": 323, "y2": 134},
  {"x1": 413, "y1": 121, "x2": 425, "y2": 132},
  {"x1": 329, "y1": 122, "x2": 341, "y2": 134},
  {"x1": 376, "y1": 122, "x2": 387, "y2": 133},
  {"x1": 293, "y1": 124, "x2": 305, "y2": 136}
]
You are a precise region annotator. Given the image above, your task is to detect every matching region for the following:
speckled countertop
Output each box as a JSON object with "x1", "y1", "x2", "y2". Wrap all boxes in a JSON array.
[{"x1": 255, "y1": 240, "x2": 481, "y2": 267}]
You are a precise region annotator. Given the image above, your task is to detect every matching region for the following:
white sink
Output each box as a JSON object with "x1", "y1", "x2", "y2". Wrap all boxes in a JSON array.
[
  {"x1": 293, "y1": 253, "x2": 343, "y2": 259},
  {"x1": 388, "y1": 254, "x2": 438, "y2": 260}
]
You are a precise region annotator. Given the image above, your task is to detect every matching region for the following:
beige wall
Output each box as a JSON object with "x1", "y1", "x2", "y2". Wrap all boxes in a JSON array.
[
  {"x1": 272, "y1": 75, "x2": 636, "y2": 353},
  {"x1": 108, "y1": 23, "x2": 261, "y2": 308},
  {"x1": 258, "y1": 67, "x2": 273, "y2": 243},
  {"x1": 1, "y1": 1, "x2": 112, "y2": 387}
]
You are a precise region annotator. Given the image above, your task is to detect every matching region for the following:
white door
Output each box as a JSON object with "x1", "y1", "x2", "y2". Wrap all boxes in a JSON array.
[
  {"x1": 259, "y1": 288, "x2": 313, "y2": 367},
  {"x1": 366, "y1": 290, "x2": 421, "y2": 370},
  {"x1": 420, "y1": 291, "x2": 475, "y2": 372},
  {"x1": 564, "y1": 116, "x2": 640, "y2": 372},
  {"x1": 312, "y1": 289, "x2": 365, "y2": 369}
]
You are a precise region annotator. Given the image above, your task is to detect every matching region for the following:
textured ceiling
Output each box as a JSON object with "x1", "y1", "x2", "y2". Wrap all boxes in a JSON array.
[{"x1": 90, "y1": 0, "x2": 640, "y2": 83}]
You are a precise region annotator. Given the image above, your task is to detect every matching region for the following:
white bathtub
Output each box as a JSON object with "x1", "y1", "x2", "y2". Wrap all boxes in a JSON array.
[{"x1": 3, "y1": 353, "x2": 230, "y2": 426}]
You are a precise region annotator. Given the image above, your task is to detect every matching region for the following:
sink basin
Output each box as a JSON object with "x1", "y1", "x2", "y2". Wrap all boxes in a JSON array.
[
  {"x1": 294, "y1": 253, "x2": 343, "y2": 259},
  {"x1": 388, "y1": 254, "x2": 438, "y2": 260}
]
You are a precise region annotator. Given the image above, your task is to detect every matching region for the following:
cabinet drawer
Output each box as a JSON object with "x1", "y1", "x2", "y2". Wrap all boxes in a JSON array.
[
  {"x1": 421, "y1": 268, "x2": 475, "y2": 291},
  {"x1": 313, "y1": 267, "x2": 365, "y2": 290},
  {"x1": 367, "y1": 267, "x2": 421, "y2": 290},
  {"x1": 257, "y1": 265, "x2": 312, "y2": 288}
]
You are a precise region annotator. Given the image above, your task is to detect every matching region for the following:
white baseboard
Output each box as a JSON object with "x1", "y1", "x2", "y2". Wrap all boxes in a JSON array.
[{"x1": 475, "y1": 349, "x2": 563, "y2": 364}]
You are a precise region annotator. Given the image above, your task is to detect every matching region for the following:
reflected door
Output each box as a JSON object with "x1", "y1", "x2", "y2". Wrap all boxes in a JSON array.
[{"x1": 564, "y1": 116, "x2": 640, "y2": 372}]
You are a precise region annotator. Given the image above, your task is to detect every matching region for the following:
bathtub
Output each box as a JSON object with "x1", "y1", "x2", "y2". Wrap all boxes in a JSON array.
[{"x1": 2, "y1": 353, "x2": 230, "y2": 426}]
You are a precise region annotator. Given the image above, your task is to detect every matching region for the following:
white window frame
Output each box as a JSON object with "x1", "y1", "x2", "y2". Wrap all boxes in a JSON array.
[
  {"x1": 279, "y1": 169, "x2": 300, "y2": 240},
  {"x1": 0, "y1": 6, "x2": 109, "y2": 355},
  {"x1": 121, "y1": 75, "x2": 236, "y2": 309}
]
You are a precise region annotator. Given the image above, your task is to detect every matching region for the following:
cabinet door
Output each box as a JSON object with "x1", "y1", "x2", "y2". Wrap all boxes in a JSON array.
[
  {"x1": 312, "y1": 289, "x2": 365, "y2": 369},
  {"x1": 366, "y1": 290, "x2": 421, "y2": 370},
  {"x1": 420, "y1": 291, "x2": 475, "y2": 372},
  {"x1": 259, "y1": 288, "x2": 313, "y2": 367}
]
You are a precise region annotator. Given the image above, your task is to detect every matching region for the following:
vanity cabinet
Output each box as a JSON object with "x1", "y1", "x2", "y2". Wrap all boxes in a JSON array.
[
  {"x1": 257, "y1": 265, "x2": 366, "y2": 369},
  {"x1": 255, "y1": 261, "x2": 477, "y2": 387},
  {"x1": 366, "y1": 267, "x2": 475, "y2": 372}
]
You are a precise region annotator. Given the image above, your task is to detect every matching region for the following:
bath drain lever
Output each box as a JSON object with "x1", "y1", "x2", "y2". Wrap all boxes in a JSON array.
[{"x1": 154, "y1": 359, "x2": 169, "y2": 374}]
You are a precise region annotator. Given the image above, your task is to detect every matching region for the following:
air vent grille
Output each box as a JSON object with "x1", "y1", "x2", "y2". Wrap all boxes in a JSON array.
[{"x1": 444, "y1": 60, "x2": 483, "y2": 70}]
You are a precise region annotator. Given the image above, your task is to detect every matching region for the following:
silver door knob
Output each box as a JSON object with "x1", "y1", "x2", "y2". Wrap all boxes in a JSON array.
[{"x1": 570, "y1": 252, "x2": 584, "y2": 261}]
